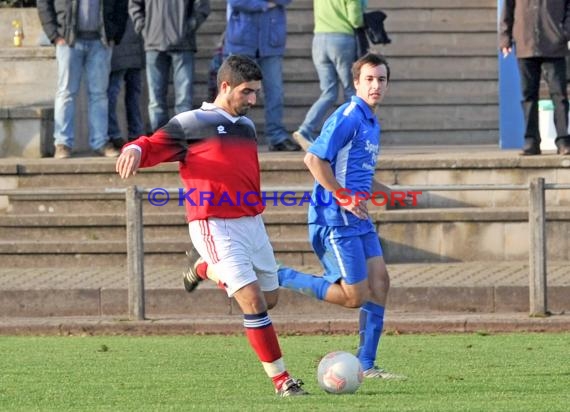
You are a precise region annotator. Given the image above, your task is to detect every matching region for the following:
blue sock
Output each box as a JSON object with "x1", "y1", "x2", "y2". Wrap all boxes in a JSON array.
[
  {"x1": 277, "y1": 266, "x2": 331, "y2": 300},
  {"x1": 356, "y1": 302, "x2": 385, "y2": 371}
]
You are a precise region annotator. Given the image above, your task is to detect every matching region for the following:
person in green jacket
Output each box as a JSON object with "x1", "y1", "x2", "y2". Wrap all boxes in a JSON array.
[{"x1": 292, "y1": 0, "x2": 364, "y2": 151}]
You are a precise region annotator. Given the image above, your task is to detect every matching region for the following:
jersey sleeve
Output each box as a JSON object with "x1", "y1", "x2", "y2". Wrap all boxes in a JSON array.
[
  {"x1": 124, "y1": 119, "x2": 188, "y2": 168},
  {"x1": 308, "y1": 112, "x2": 359, "y2": 162}
]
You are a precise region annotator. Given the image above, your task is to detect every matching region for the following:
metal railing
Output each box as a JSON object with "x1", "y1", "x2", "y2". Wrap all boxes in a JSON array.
[{"x1": 1, "y1": 177, "x2": 567, "y2": 319}]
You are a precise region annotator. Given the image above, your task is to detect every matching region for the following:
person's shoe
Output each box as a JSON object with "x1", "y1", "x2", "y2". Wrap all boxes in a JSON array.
[
  {"x1": 291, "y1": 130, "x2": 313, "y2": 152},
  {"x1": 520, "y1": 138, "x2": 541, "y2": 156},
  {"x1": 269, "y1": 138, "x2": 302, "y2": 152},
  {"x1": 363, "y1": 366, "x2": 407, "y2": 380},
  {"x1": 110, "y1": 137, "x2": 126, "y2": 150},
  {"x1": 53, "y1": 144, "x2": 71, "y2": 159},
  {"x1": 555, "y1": 136, "x2": 570, "y2": 155},
  {"x1": 183, "y1": 247, "x2": 204, "y2": 293},
  {"x1": 94, "y1": 142, "x2": 120, "y2": 158},
  {"x1": 276, "y1": 378, "x2": 308, "y2": 397}
]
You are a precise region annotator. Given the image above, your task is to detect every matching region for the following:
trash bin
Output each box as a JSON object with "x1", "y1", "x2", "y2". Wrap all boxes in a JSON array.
[{"x1": 539, "y1": 99, "x2": 570, "y2": 151}]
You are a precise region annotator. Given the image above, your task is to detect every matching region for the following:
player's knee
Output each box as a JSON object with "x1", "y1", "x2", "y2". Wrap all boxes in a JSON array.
[
  {"x1": 370, "y1": 269, "x2": 390, "y2": 292},
  {"x1": 266, "y1": 296, "x2": 278, "y2": 310},
  {"x1": 264, "y1": 290, "x2": 279, "y2": 310},
  {"x1": 343, "y1": 296, "x2": 366, "y2": 309}
]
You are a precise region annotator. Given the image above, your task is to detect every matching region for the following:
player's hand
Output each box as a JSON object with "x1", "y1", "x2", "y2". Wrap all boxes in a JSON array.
[
  {"x1": 115, "y1": 148, "x2": 141, "y2": 179},
  {"x1": 402, "y1": 191, "x2": 415, "y2": 207},
  {"x1": 340, "y1": 195, "x2": 369, "y2": 220},
  {"x1": 501, "y1": 47, "x2": 511, "y2": 58}
]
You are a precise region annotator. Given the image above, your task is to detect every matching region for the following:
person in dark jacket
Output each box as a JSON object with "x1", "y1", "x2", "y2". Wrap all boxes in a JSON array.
[
  {"x1": 37, "y1": 0, "x2": 128, "y2": 159},
  {"x1": 107, "y1": 17, "x2": 145, "y2": 148},
  {"x1": 129, "y1": 0, "x2": 210, "y2": 132},
  {"x1": 499, "y1": 0, "x2": 570, "y2": 155},
  {"x1": 225, "y1": 1, "x2": 301, "y2": 152}
]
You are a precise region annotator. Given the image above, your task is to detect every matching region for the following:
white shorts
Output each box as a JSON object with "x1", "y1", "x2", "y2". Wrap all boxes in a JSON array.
[{"x1": 188, "y1": 215, "x2": 279, "y2": 297}]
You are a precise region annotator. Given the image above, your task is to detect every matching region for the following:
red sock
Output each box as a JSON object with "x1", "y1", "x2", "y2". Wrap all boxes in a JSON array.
[
  {"x1": 271, "y1": 371, "x2": 290, "y2": 390},
  {"x1": 244, "y1": 312, "x2": 289, "y2": 389},
  {"x1": 195, "y1": 261, "x2": 208, "y2": 280}
]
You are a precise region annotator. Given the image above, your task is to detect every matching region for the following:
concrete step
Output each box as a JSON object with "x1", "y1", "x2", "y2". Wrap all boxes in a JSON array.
[
  {"x1": 3, "y1": 151, "x2": 570, "y2": 203},
  {"x1": 0, "y1": 239, "x2": 318, "y2": 268},
  {"x1": 0, "y1": 261, "x2": 568, "y2": 317},
  {"x1": 1, "y1": 48, "x2": 498, "y2": 85},
  {"x1": 6, "y1": 179, "x2": 546, "y2": 215},
  {"x1": 0, "y1": 55, "x2": 499, "y2": 109},
  {"x1": 2, "y1": 207, "x2": 570, "y2": 264}
]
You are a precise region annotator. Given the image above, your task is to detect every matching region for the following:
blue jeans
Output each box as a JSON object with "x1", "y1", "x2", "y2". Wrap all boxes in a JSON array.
[
  {"x1": 257, "y1": 55, "x2": 289, "y2": 145},
  {"x1": 54, "y1": 39, "x2": 112, "y2": 150},
  {"x1": 299, "y1": 34, "x2": 356, "y2": 141},
  {"x1": 146, "y1": 50, "x2": 194, "y2": 131},
  {"x1": 108, "y1": 68, "x2": 144, "y2": 140}
]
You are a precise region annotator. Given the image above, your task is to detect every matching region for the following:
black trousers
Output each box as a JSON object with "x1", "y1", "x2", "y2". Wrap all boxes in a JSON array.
[{"x1": 517, "y1": 57, "x2": 569, "y2": 142}]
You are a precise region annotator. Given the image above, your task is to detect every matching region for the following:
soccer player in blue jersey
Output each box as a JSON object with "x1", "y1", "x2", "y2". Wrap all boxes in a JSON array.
[{"x1": 278, "y1": 52, "x2": 406, "y2": 379}]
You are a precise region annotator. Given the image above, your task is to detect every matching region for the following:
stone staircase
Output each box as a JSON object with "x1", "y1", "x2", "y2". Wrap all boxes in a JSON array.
[
  {"x1": 2, "y1": 150, "x2": 570, "y2": 267},
  {"x1": 1, "y1": 150, "x2": 570, "y2": 317},
  {"x1": 0, "y1": 0, "x2": 498, "y2": 156}
]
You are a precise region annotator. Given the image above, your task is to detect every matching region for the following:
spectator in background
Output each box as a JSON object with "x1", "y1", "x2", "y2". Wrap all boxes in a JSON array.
[
  {"x1": 107, "y1": 17, "x2": 145, "y2": 148},
  {"x1": 37, "y1": 0, "x2": 128, "y2": 159},
  {"x1": 225, "y1": 1, "x2": 301, "y2": 151},
  {"x1": 500, "y1": 0, "x2": 570, "y2": 155},
  {"x1": 291, "y1": 0, "x2": 363, "y2": 151},
  {"x1": 207, "y1": 31, "x2": 225, "y2": 102},
  {"x1": 129, "y1": 0, "x2": 210, "y2": 132}
]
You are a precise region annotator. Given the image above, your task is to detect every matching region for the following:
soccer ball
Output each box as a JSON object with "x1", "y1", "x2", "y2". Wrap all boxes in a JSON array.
[{"x1": 317, "y1": 351, "x2": 363, "y2": 394}]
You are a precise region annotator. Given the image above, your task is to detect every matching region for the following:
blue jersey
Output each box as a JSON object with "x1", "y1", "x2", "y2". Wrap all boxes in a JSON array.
[{"x1": 308, "y1": 96, "x2": 380, "y2": 233}]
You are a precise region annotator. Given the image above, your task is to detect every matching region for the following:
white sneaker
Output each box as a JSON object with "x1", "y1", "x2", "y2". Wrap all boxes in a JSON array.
[
  {"x1": 291, "y1": 131, "x2": 313, "y2": 152},
  {"x1": 363, "y1": 366, "x2": 407, "y2": 380},
  {"x1": 276, "y1": 378, "x2": 308, "y2": 397}
]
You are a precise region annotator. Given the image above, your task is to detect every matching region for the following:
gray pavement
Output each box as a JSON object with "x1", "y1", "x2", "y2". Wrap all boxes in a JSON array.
[
  {"x1": 1, "y1": 262, "x2": 569, "y2": 290},
  {"x1": 1, "y1": 262, "x2": 569, "y2": 334}
]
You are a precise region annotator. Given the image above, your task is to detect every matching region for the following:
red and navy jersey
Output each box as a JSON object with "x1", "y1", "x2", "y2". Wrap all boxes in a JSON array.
[{"x1": 125, "y1": 103, "x2": 264, "y2": 222}]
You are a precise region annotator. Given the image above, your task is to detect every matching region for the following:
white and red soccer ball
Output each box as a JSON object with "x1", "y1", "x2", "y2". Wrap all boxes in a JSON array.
[{"x1": 317, "y1": 351, "x2": 363, "y2": 394}]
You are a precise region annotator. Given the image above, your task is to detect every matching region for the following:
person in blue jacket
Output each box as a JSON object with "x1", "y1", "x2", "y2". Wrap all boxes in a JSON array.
[{"x1": 225, "y1": 1, "x2": 301, "y2": 151}]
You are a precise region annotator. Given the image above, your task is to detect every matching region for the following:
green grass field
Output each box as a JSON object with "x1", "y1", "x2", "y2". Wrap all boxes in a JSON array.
[{"x1": 1, "y1": 333, "x2": 569, "y2": 411}]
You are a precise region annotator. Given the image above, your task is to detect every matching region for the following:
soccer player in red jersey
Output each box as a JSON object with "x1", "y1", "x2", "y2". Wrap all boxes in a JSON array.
[{"x1": 116, "y1": 55, "x2": 307, "y2": 397}]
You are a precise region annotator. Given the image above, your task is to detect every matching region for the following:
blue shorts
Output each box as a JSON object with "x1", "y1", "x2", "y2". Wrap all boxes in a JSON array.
[{"x1": 309, "y1": 224, "x2": 383, "y2": 285}]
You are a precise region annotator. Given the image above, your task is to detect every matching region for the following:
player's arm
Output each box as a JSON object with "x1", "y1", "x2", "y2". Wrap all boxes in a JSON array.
[
  {"x1": 370, "y1": 179, "x2": 417, "y2": 207},
  {"x1": 115, "y1": 120, "x2": 188, "y2": 179},
  {"x1": 304, "y1": 152, "x2": 369, "y2": 220}
]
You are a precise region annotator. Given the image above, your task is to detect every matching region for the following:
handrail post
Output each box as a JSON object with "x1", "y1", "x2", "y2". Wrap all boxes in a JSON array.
[
  {"x1": 528, "y1": 177, "x2": 547, "y2": 316},
  {"x1": 126, "y1": 185, "x2": 145, "y2": 320}
]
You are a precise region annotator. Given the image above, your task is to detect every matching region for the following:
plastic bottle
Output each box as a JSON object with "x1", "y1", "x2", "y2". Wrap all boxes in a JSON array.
[{"x1": 12, "y1": 20, "x2": 24, "y2": 47}]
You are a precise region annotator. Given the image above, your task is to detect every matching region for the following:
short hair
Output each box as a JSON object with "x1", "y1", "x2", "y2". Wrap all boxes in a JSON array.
[
  {"x1": 352, "y1": 52, "x2": 390, "y2": 82},
  {"x1": 217, "y1": 55, "x2": 263, "y2": 90}
]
